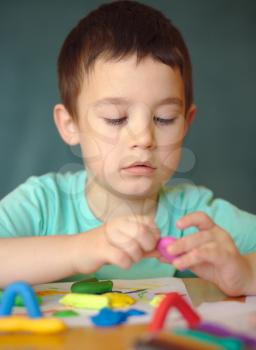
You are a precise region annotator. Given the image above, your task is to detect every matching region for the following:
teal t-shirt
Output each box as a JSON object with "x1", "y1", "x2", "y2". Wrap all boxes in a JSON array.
[{"x1": 1, "y1": 171, "x2": 256, "y2": 280}]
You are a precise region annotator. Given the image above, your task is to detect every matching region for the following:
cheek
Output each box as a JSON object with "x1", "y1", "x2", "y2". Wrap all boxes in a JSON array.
[
  {"x1": 159, "y1": 147, "x2": 182, "y2": 172},
  {"x1": 156, "y1": 128, "x2": 184, "y2": 176},
  {"x1": 81, "y1": 136, "x2": 101, "y2": 161},
  {"x1": 80, "y1": 133, "x2": 119, "y2": 173},
  {"x1": 156, "y1": 124, "x2": 185, "y2": 148},
  {"x1": 156, "y1": 124, "x2": 184, "y2": 160}
]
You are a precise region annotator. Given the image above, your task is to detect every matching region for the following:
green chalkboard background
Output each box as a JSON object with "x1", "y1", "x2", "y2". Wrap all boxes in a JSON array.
[{"x1": 0, "y1": 0, "x2": 256, "y2": 213}]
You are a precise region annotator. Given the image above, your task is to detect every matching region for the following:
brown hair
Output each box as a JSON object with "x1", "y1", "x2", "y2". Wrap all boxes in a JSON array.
[{"x1": 57, "y1": 0, "x2": 193, "y2": 119}]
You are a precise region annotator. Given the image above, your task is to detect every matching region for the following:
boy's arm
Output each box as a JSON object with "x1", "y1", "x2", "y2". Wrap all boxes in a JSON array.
[
  {"x1": 0, "y1": 215, "x2": 160, "y2": 287},
  {"x1": 0, "y1": 234, "x2": 86, "y2": 287},
  {"x1": 0, "y1": 227, "x2": 111, "y2": 287}
]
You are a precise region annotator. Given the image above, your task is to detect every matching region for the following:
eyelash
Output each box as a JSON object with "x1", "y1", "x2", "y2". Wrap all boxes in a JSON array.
[
  {"x1": 103, "y1": 116, "x2": 177, "y2": 126},
  {"x1": 154, "y1": 116, "x2": 177, "y2": 125},
  {"x1": 104, "y1": 117, "x2": 127, "y2": 126}
]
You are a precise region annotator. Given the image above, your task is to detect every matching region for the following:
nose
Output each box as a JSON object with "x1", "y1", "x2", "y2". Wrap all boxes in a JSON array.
[{"x1": 127, "y1": 117, "x2": 156, "y2": 150}]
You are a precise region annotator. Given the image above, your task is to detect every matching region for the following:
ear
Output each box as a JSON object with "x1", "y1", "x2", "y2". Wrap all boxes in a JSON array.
[
  {"x1": 53, "y1": 104, "x2": 80, "y2": 145},
  {"x1": 184, "y1": 104, "x2": 197, "y2": 136}
]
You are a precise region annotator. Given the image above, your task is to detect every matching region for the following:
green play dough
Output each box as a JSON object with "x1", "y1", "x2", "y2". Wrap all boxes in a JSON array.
[
  {"x1": 0, "y1": 290, "x2": 42, "y2": 307},
  {"x1": 52, "y1": 310, "x2": 79, "y2": 317},
  {"x1": 71, "y1": 278, "x2": 113, "y2": 294}
]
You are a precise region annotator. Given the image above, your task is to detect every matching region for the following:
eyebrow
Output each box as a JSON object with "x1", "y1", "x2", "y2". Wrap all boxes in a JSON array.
[{"x1": 93, "y1": 96, "x2": 183, "y2": 108}]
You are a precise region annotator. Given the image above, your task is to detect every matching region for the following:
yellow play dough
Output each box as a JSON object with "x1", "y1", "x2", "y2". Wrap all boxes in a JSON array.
[
  {"x1": 0, "y1": 316, "x2": 66, "y2": 334},
  {"x1": 150, "y1": 294, "x2": 165, "y2": 307},
  {"x1": 59, "y1": 293, "x2": 108, "y2": 309},
  {"x1": 104, "y1": 293, "x2": 136, "y2": 308}
]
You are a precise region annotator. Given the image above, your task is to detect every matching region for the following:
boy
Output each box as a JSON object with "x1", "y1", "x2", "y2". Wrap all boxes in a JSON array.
[{"x1": 0, "y1": 1, "x2": 256, "y2": 296}]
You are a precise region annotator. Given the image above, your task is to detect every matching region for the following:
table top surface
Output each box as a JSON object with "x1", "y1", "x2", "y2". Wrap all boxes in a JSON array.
[{"x1": 0, "y1": 278, "x2": 245, "y2": 350}]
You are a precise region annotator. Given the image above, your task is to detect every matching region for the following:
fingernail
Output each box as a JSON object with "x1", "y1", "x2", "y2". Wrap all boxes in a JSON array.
[
  {"x1": 167, "y1": 245, "x2": 175, "y2": 254},
  {"x1": 176, "y1": 220, "x2": 182, "y2": 228}
]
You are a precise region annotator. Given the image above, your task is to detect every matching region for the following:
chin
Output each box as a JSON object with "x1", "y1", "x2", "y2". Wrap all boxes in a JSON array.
[
  {"x1": 104, "y1": 176, "x2": 161, "y2": 198},
  {"x1": 113, "y1": 184, "x2": 159, "y2": 199}
]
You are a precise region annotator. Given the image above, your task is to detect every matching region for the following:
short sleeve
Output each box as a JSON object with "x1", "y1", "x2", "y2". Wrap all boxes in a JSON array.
[
  {"x1": 182, "y1": 185, "x2": 256, "y2": 254},
  {"x1": 0, "y1": 176, "x2": 53, "y2": 237}
]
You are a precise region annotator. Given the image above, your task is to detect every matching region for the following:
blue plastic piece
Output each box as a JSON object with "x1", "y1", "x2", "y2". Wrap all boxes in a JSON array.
[
  {"x1": 126, "y1": 309, "x2": 146, "y2": 317},
  {"x1": 91, "y1": 307, "x2": 146, "y2": 327},
  {"x1": 0, "y1": 281, "x2": 42, "y2": 318}
]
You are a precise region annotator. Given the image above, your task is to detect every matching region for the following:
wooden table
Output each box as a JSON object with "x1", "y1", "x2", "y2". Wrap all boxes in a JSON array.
[{"x1": 0, "y1": 279, "x2": 242, "y2": 350}]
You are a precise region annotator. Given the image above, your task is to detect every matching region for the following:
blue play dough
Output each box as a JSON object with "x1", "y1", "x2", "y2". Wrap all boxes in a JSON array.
[
  {"x1": 91, "y1": 307, "x2": 146, "y2": 327},
  {"x1": 0, "y1": 281, "x2": 42, "y2": 318},
  {"x1": 127, "y1": 309, "x2": 146, "y2": 317}
]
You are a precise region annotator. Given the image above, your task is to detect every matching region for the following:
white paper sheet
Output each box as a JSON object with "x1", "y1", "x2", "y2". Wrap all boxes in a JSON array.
[
  {"x1": 11, "y1": 277, "x2": 190, "y2": 327},
  {"x1": 197, "y1": 300, "x2": 256, "y2": 337}
]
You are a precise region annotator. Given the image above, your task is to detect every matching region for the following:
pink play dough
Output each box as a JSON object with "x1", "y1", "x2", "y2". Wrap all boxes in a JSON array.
[{"x1": 157, "y1": 236, "x2": 177, "y2": 262}]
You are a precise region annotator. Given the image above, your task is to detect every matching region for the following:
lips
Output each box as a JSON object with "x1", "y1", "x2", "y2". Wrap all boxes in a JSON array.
[{"x1": 122, "y1": 162, "x2": 156, "y2": 175}]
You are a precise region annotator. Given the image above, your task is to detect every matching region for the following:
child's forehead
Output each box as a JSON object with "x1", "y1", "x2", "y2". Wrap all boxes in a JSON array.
[
  {"x1": 90, "y1": 54, "x2": 176, "y2": 77},
  {"x1": 80, "y1": 55, "x2": 185, "y2": 106}
]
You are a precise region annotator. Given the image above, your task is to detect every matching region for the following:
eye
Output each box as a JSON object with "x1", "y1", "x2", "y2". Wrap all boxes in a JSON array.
[
  {"x1": 103, "y1": 116, "x2": 128, "y2": 126},
  {"x1": 154, "y1": 116, "x2": 177, "y2": 125}
]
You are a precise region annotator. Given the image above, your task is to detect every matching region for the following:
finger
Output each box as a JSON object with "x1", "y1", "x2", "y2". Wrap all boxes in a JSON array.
[
  {"x1": 107, "y1": 246, "x2": 133, "y2": 269},
  {"x1": 144, "y1": 248, "x2": 171, "y2": 263},
  {"x1": 144, "y1": 249, "x2": 161, "y2": 259},
  {"x1": 130, "y1": 215, "x2": 159, "y2": 230},
  {"x1": 193, "y1": 242, "x2": 235, "y2": 266},
  {"x1": 172, "y1": 251, "x2": 203, "y2": 271},
  {"x1": 125, "y1": 221, "x2": 160, "y2": 252},
  {"x1": 105, "y1": 218, "x2": 160, "y2": 253},
  {"x1": 167, "y1": 230, "x2": 214, "y2": 256},
  {"x1": 172, "y1": 241, "x2": 221, "y2": 270},
  {"x1": 129, "y1": 216, "x2": 161, "y2": 239},
  {"x1": 176, "y1": 211, "x2": 214, "y2": 231},
  {"x1": 120, "y1": 237, "x2": 144, "y2": 263},
  {"x1": 107, "y1": 225, "x2": 144, "y2": 263},
  {"x1": 104, "y1": 221, "x2": 136, "y2": 247},
  {"x1": 105, "y1": 219, "x2": 160, "y2": 252},
  {"x1": 137, "y1": 225, "x2": 160, "y2": 252},
  {"x1": 159, "y1": 256, "x2": 170, "y2": 264}
]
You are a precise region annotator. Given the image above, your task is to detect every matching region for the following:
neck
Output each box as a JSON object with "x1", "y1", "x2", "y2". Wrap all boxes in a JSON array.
[{"x1": 85, "y1": 178, "x2": 158, "y2": 222}]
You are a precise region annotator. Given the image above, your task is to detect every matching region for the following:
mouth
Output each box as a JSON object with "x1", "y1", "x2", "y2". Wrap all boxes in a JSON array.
[{"x1": 122, "y1": 162, "x2": 156, "y2": 176}]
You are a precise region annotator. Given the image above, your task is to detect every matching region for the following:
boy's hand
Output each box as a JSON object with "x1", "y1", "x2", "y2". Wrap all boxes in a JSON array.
[
  {"x1": 102, "y1": 216, "x2": 160, "y2": 266},
  {"x1": 165, "y1": 211, "x2": 252, "y2": 296},
  {"x1": 72, "y1": 216, "x2": 160, "y2": 274}
]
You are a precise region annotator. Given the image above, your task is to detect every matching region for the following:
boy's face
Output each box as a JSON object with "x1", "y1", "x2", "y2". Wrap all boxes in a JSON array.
[{"x1": 57, "y1": 55, "x2": 195, "y2": 198}]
